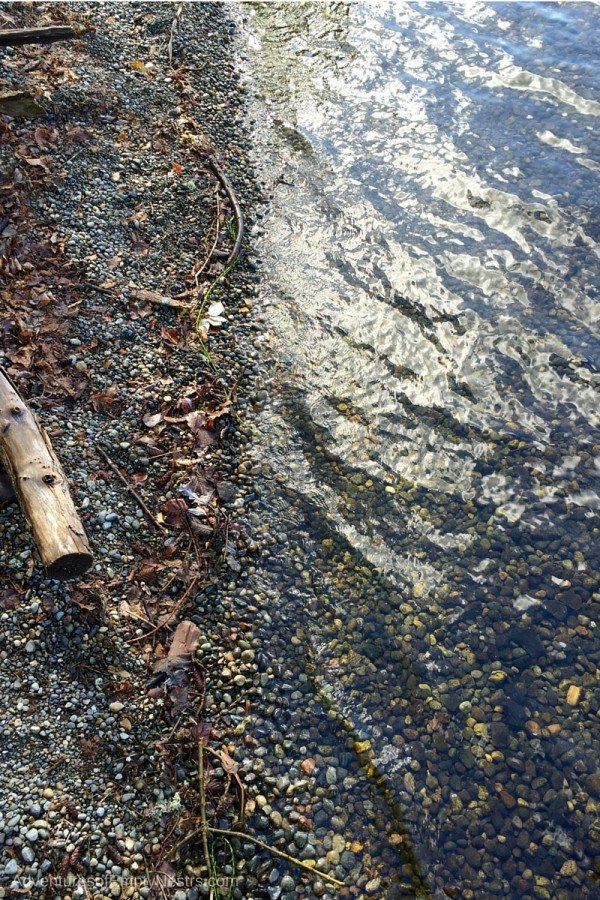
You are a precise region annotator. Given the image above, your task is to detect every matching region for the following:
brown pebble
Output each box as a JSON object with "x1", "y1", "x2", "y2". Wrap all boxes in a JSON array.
[
  {"x1": 525, "y1": 720, "x2": 542, "y2": 737},
  {"x1": 566, "y1": 684, "x2": 581, "y2": 706}
]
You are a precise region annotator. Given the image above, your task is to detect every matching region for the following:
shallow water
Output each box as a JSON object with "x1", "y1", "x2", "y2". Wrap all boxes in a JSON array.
[{"x1": 237, "y1": 3, "x2": 599, "y2": 897}]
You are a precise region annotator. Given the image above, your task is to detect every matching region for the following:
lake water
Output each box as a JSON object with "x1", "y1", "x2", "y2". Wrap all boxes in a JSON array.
[{"x1": 235, "y1": 3, "x2": 600, "y2": 896}]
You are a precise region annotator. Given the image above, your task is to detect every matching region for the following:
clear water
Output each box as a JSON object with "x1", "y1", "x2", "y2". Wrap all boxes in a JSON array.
[{"x1": 237, "y1": 3, "x2": 600, "y2": 896}]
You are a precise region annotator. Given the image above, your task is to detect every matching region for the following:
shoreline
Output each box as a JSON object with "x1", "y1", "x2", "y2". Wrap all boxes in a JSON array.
[{"x1": 0, "y1": 4, "x2": 278, "y2": 898}]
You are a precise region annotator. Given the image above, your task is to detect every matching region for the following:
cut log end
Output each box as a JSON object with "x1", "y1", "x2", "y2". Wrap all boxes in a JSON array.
[{"x1": 45, "y1": 551, "x2": 94, "y2": 581}]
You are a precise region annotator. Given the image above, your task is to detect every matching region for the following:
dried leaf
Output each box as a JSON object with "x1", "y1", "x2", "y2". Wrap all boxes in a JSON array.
[
  {"x1": 131, "y1": 288, "x2": 171, "y2": 305},
  {"x1": 23, "y1": 156, "x2": 51, "y2": 173},
  {"x1": 191, "y1": 721, "x2": 213, "y2": 746},
  {"x1": 137, "y1": 559, "x2": 162, "y2": 584},
  {"x1": 205, "y1": 395, "x2": 233, "y2": 429},
  {"x1": 166, "y1": 620, "x2": 201, "y2": 662},
  {"x1": 142, "y1": 411, "x2": 162, "y2": 428},
  {"x1": 218, "y1": 748, "x2": 239, "y2": 775},
  {"x1": 161, "y1": 325, "x2": 181, "y2": 347},
  {"x1": 90, "y1": 384, "x2": 120, "y2": 415},
  {"x1": 119, "y1": 599, "x2": 148, "y2": 622},
  {"x1": 161, "y1": 497, "x2": 187, "y2": 528}
]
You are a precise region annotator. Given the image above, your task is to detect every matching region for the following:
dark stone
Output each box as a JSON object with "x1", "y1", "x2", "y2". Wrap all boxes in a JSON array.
[
  {"x1": 511, "y1": 626, "x2": 544, "y2": 657},
  {"x1": 586, "y1": 773, "x2": 600, "y2": 796},
  {"x1": 489, "y1": 722, "x2": 510, "y2": 748},
  {"x1": 544, "y1": 598, "x2": 567, "y2": 621},
  {"x1": 502, "y1": 699, "x2": 527, "y2": 727}
]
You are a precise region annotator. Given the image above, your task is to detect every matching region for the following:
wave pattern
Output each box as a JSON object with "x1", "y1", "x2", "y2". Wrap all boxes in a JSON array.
[{"x1": 241, "y1": 2, "x2": 600, "y2": 895}]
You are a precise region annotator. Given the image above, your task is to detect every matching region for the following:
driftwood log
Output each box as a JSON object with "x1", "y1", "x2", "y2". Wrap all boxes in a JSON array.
[
  {"x1": 0, "y1": 25, "x2": 88, "y2": 47},
  {"x1": 0, "y1": 371, "x2": 92, "y2": 579}
]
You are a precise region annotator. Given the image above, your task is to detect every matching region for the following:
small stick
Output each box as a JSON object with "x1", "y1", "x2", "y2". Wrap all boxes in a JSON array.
[
  {"x1": 208, "y1": 155, "x2": 244, "y2": 267},
  {"x1": 167, "y1": 826, "x2": 345, "y2": 890},
  {"x1": 69, "y1": 281, "x2": 116, "y2": 297},
  {"x1": 96, "y1": 445, "x2": 165, "y2": 532},
  {"x1": 197, "y1": 743, "x2": 213, "y2": 891},
  {"x1": 192, "y1": 188, "x2": 221, "y2": 287},
  {"x1": 167, "y1": 1, "x2": 184, "y2": 66},
  {"x1": 131, "y1": 293, "x2": 190, "y2": 310},
  {"x1": 126, "y1": 575, "x2": 199, "y2": 643}
]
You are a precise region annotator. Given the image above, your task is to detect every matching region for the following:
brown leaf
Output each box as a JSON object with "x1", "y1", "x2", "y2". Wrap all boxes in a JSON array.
[
  {"x1": 166, "y1": 620, "x2": 200, "y2": 662},
  {"x1": 186, "y1": 410, "x2": 216, "y2": 447},
  {"x1": 90, "y1": 384, "x2": 120, "y2": 415},
  {"x1": 205, "y1": 394, "x2": 234, "y2": 429},
  {"x1": 136, "y1": 559, "x2": 162, "y2": 584},
  {"x1": 108, "y1": 680, "x2": 136, "y2": 695},
  {"x1": 161, "y1": 325, "x2": 181, "y2": 347},
  {"x1": 191, "y1": 722, "x2": 213, "y2": 746},
  {"x1": 160, "y1": 498, "x2": 187, "y2": 528},
  {"x1": 119, "y1": 599, "x2": 148, "y2": 622},
  {"x1": 155, "y1": 861, "x2": 177, "y2": 888},
  {"x1": 23, "y1": 156, "x2": 51, "y2": 173},
  {"x1": 218, "y1": 748, "x2": 239, "y2": 775}
]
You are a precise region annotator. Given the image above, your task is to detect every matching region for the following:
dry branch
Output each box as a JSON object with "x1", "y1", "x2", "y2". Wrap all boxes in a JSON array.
[
  {"x1": 0, "y1": 25, "x2": 88, "y2": 47},
  {"x1": 96, "y1": 445, "x2": 165, "y2": 532},
  {"x1": 208, "y1": 155, "x2": 244, "y2": 267},
  {"x1": 0, "y1": 370, "x2": 93, "y2": 580}
]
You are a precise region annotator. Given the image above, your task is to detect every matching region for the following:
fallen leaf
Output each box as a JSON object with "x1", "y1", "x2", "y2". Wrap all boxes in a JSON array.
[
  {"x1": 137, "y1": 559, "x2": 162, "y2": 584},
  {"x1": 161, "y1": 498, "x2": 188, "y2": 528},
  {"x1": 142, "y1": 411, "x2": 162, "y2": 428},
  {"x1": 23, "y1": 156, "x2": 51, "y2": 173},
  {"x1": 131, "y1": 288, "x2": 171, "y2": 305},
  {"x1": 90, "y1": 384, "x2": 121, "y2": 415},
  {"x1": 119, "y1": 599, "x2": 148, "y2": 622},
  {"x1": 161, "y1": 325, "x2": 181, "y2": 347},
  {"x1": 162, "y1": 620, "x2": 201, "y2": 664},
  {"x1": 218, "y1": 748, "x2": 239, "y2": 775},
  {"x1": 205, "y1": 395, "x2": 233, "y2": 429}
]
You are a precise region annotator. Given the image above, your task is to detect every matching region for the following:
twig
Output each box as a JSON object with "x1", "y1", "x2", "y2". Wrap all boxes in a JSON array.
[
  {"x1": 167, "y1": 825, "x2": 345, "y2": 890},
  {"x1": 205, "y1": 746, "x2": 245, "y2": 829},
  {"x1": 167, "y1": 1, "x2": 184, "y2": 66},
  {"x1": 208, "y1": 828, "x2": 345, "y2": 889},
  {"x1": 126, "y1": 575, "x2": 199, "y2": 643},
  {"x1": 208, "y1": 155, "x2": 244, "y2": 268},
  {"x1": 69, "y1": 281, "x2": 116, "y2": 297},
  {"x1": 132, "y1": 293, "x2": 190, "y2": 310},
  {"x1": 198, "y1": 744, "x2": 213, "y2": 897},
  {"x1": 192, "y1": 188, "x2": 221, "y2": 288},
  {"x1": 96, "y1": 445, "x2": 165, "y2": 532}
]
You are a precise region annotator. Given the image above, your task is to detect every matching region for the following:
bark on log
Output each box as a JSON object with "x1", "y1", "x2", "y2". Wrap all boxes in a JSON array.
[
  {"x1": 0, "y1": 371, "x2": 93, "y2": 579},
  {"x1": 0, "y1": 25, "x2": 88, "y2": 48}
]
